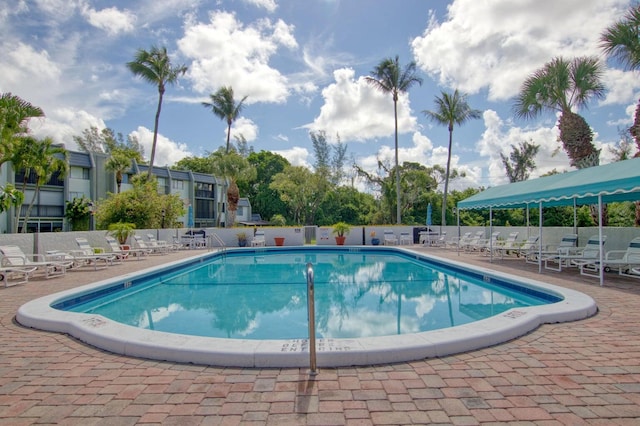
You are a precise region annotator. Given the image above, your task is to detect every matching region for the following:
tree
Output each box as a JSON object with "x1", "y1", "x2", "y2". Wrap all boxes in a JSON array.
[
  {"x1": 500, "y1": 140, "x2": 540, "y2": 182},
  {"x1": 0, "y1": 93, "x2": 44, "y2": 170},
  {"x1": 202, "y1": 86, "x2": 248, "y2": 153},
  {"x1": 365, "y1": 55, "x2": 422, "y2": 224},
  {"x1": 11, "y1": 137, "x2": 68, "y2": 232},
  {"x1": 270, "y1": 166, "x2": 325, "y2": 225},
  {"x1": 127, "y1": 46, "x2": 187, "y2": 178},
  {"x1": 106, "y1": 151, "x2": 132, "y2": 193},
  {"x1": 210, "y1": 149, "x2": 256, "y2": 227},
  {"x1": 310, "y1": 130, "x2": 348, "y2": 186},
  {"x1": 423, "y1": 89, "x2": 481, "y2": 229},
  {"x1": 246, "y1": 151, "x2": 290, "y2": 221}
]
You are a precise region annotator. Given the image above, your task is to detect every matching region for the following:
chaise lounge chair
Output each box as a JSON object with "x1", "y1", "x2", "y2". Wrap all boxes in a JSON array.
[
  {"x1": 69, "y1": 238, "x2": 116, "y2": 270},
  {"x1": 543, "y1": 234, "x2": 606, "y2": 272},
  {"x1": 105, "y1": 236, "x2": 150, "y2": 261},
  {"x1": 133, "y1": 235, "x2": 167, "y2": 255},
  {"x1": 0, "y1": 245, "x2": 71, "y2": 280},
  {"x1": 574, "y1": 236, "x2": 640, "y2": 278},
  {"x1": 525, "y1": 233, "x2": 578, "y2": 264}
]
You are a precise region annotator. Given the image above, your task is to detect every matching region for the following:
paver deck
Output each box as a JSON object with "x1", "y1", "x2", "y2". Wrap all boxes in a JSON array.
[{"x1": 1, "y1": 246, "x2": 640, "y2": 425}]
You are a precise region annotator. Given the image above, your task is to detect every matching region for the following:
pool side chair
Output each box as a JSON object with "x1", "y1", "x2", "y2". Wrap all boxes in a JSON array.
[
  {"x1": 0, "y1": 265, "x2": 37, "y2": 287},
  {"x1": 543, "y1": 235, "x2": 606, "y2": 272},
  {"x1": 462, "y1": 231, "x2": 487, "y2": 252},
  {"x1": 251, "y1": 230, "x2": 266, "y2": 247},
  {"x1": 0, "y1": 245, "x2": 71, "y2": 279},
  {"x1": 575, "y1": 236, "x2": 640, "y2": 278},
  {"x1": 383, "y1": 230, "x2": 398, "y2": 245},
  {"x1": 525, "y1": 233, "x2": 578, "y2": 264},
  {"x1": 501, "y1": 235, "x2": 540, "y2": 260},
  {"x1": 105, "y1": 236, "x2": 150, "y2": 261},
  {"x1": 426, "y1": 232, "x2": 447, "y2": 248},
  {"x1": 146, "y1": 234, "x2": 178, "y2": 252},
  {"x1": 133, "y1": 235, "x2": 167, "y2": 255},
  {"x1": 491, "y1": 232, "x2": 521, "y2": 258},
  {"x1": 399, "y1": 231, "x2": 412, "y2": 245},
  {"x1": 70, "y1": 238, "x2": 116, "y2": 270},
  {"x1": 445, "y1": 232, "x2": 472, "y2": 250}
]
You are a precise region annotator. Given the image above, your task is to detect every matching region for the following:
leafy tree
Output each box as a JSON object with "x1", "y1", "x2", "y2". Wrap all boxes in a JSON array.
[
  {"x1": 106, "y1": 151, "x2": 132, "y2": 194},
  {"x1": 210, "y1": 149, "x2": 256, "y2": 227},
  {"x1": 310, "y1": 130, "x2": 347, "y2": 186},
  {"x1": 423, "y1": 89, "x2": 481, "y2": 228},
  {"x1": 11, "y1": 137, "x2": 68, "y2": 232},
  {"x1": 173, "y1": 155, "x2": 215, "y2": 174},
  {"x1": 0, "y1": 92, "x2": 44, "y2": 169},
  {"x1": 270, "y1": 165, "x2": 326, "y2": 225},
  {"x1": 0, "y1": 184, "x2": 24, "y2": 215},
  {"x1": 365, "y1": 55, "x2": 422, "y2": 224},
  {"x1": 246, "y1": 151, "x2": 290, "y2": 221},
  {"x1": 127, "y1": 46, "x2": 187, "y2": 178},
  {"x1": 95, "y1": 175, "x2": 185, "y2": 230},
  {"x1": 64, "y1": 196, "x2": 92, "y2": 231},
  {"x1": 202, "y1": 86, "x2": 248, "y2": 153},
  {"x1": 500, "y1": 139, "x2": 540, "y2": 182}
]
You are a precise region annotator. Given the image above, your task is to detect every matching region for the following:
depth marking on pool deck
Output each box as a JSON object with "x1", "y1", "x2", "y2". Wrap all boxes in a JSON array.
[
  {"x1": 503, "y1": 310, "x2": 527, "y2": 319},
  {"x1": 83, "y1": 316, "x2": 108, "y2": 328},
  {"x1": 280, "y1": 339, "x2": 353, "y2": 352}
]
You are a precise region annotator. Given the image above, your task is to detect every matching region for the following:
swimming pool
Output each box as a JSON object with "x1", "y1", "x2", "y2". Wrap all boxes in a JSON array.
[{"x1": 17, "y1": 247, "x2": 597, "y2": 368}]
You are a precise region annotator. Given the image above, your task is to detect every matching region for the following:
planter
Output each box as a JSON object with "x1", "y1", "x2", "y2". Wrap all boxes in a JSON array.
[
  {"x1": 238, "y1": 240, "x2": 247, "y2": 247},
  {"x1": 274, "y1": 237, "x2": 285, "y2": 246},
  {"x1": 371, "y1": 238, "x2": 380, "y2": 246},
  {"x1": 335, "y1": 236, "x2": 346, "y2": 245}
]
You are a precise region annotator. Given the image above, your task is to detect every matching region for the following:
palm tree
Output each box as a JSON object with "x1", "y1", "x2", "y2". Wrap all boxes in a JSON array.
[
  {"x1": 202, "y1": 86, "x2": 248, "y2": 153},
  {"x1": 365, "y1": 56, "x2": 423, "y2": 224},
  {"x1": 210, "y1": 149, "x2": 256, "y2": 227},
  {"x1": 423, "y1": 90, "x2": 481, "y2": 228},
  {"x1": 600, "y1": 5, "x2": 640, "y2": 225},
  {"x1": 127, "y1": 46, "x2": 187, "y2": 178},
  {"x1": 0, "y1": 92, "x2": 44, "y2": 169},
  {"x1": 106, "y1": 150, "x2": 132, "y2": 193},
  {"x1": 513, "y1": 56, "x2": 605, "y2": 169}
]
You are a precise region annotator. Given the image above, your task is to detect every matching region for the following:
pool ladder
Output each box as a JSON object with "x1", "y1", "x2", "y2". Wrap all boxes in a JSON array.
[
  {"x1": 210, "y1": 233, "x2": 226, "y2": 256},
  {"x1": 306, "y1": 262, "x2": 317, "y2": 375}
]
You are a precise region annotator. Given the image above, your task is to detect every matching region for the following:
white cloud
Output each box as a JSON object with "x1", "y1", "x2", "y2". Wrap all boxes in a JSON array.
[
  {"x1": 129, "y1": 126, "x2": 193, "y2": 167},
  {"x1": 411, "y1": 0, "x2": 628, "y2": 101},
  {"x1": 231, "y1": 117, "x2": 259, "y2": 142},
  {"x1": 244, "y1": 0, "x2": 278, "y2": 13},
  {"x1": 308, "y1": 68, "x2": 418, "y2": 141},
  {"x1": 271, "y1": 147, "x2": 310, "y2": 168},
  {"x1": 178, "y1": 10, "x2": 296, "y2": 103},
  {"x1": 83, "y1": 7, "x2": 137, "y2": 36},
  {"x1": 31, "y1": 108, "x2": 106, "y2": 150},
  {"x1": 601, "y1": 68, "x2": 640, "y2": 106}
]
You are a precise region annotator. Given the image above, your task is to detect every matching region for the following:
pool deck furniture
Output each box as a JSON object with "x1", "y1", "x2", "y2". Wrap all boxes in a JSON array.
[
  {"x1": 525, "y1": 233, "x2": 578, "y2": 264},
  {"x1": 543, "y1": 234, "x2": 607, "y2": 272},
  {"x1": 383, "y1": 230, "x2": 398, "y2": 245},
  {"x1": 0, "y1": 245, "x2": 71, "y2": 279},
  {"x1": 575, "y1": 236, "x2": 640, "y2": 278},
  {"x1": 70, "y1": 238, "x2": 116, "y2": 270},
  {"x1": 250, "y1": 230, "x2": 266, "y2": 247},
  {"x1": 133, "y1": 235, "x2": 168, "y2": 255},
  {"x1": 105, "y1": 236, "x2": 150, "y2": 261},
  {"x1": 399, "y1": 231, "x2": 412, "y2": 245},
  {"x1": 0, "y1": 265, "x2": 37, "y2": 287}
]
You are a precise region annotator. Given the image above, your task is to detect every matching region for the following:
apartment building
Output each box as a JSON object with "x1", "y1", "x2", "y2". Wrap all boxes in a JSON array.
[{"x1": 1, "y1": 149, "x2": 252, "y2": 233}]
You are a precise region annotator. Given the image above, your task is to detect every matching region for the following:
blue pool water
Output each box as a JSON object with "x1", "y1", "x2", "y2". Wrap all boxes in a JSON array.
[{"x1": 55, "y1": 248, "x2": 561, "y2": 340}]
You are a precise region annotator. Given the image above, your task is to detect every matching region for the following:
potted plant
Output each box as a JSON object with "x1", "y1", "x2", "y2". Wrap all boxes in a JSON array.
[
  {"x1": 370, "y1": 230, "x2": 380, "y2": 246},
  {"x1": 237, "y1": 232, "x2": 248, "y2": 247},
  {"x1": 332, "y1": 222, "x2": 351, "y2": 245},
  {"x1": 107, "y1": 222, "x2": 136, "y2": 247}
]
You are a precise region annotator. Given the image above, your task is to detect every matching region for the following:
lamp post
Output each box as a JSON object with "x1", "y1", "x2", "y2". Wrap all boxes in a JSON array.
[
  {"x1": 88, "y1": 202, "x2": 95, "y2": 231},
  {"x1": 161, "y1": 209, "x2": 166, "y2": 229}
]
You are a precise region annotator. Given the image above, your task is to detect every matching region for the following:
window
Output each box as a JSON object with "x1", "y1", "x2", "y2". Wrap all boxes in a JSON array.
[
  {"x1": 172, "y1": 180, "x2": 185, "y2": 189},
  {"x1": 70, "y1": 167, "x2": 90, "y2": 180}
]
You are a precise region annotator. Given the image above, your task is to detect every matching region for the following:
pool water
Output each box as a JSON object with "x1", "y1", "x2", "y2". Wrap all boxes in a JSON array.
[{"x1": 60, "y1": 249, "x2": 559, "y2": 340}]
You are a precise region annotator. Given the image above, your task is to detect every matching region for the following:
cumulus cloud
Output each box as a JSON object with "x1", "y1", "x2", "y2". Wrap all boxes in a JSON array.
[
  {"x1": 243, "y1": 0, "x2": 278, "y2": 13},
  {"x1": 411, "y1": 0, "x2": 628, "y2": 100},
  {"x1": 178, "y1": 10, "x2": 297, "y2": 103},
  {"x1": 307, "y1": 68, "x2": 419, "y2": 141},
  {"x1": 231, "y1": 117, "x2": 259, "y2": 142},
  {"x1": 271, "y1": 146, "x2": 311, "y2": 168},
  {"x1": 129, "y1": 126, "x2": 193, "y2": 167},
  {"x1": 83, "y1": 6, "x2": 137, "y2": 36}
]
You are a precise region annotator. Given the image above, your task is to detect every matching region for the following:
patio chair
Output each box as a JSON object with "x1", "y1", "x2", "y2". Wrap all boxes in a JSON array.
[
  {"x1": 0, "y1": 265, "x2": 37, "y2": 287},
  {"x1": 180, "y1": 230, "x2": 207, "y2": 249},
  {"x1": 444, "y1": 232, "x2": 472, "y2": 250},
  {"x1": 0, "y1": 245, "x2": 71, "y2": 279},
  {"x1": 105, "y1": 235, "x2": 150, "y2": 261},
  {"x1": 543, "y1": 234, "x2": 606, "y2": 272},
  {"x1": 383, "y1": 230, "x2": 398, "y2": 245},
  {"x1": 525, "y1": 233, "x2": 578, "y2": 264},
  {"x1": 147, "y1": 234, "x2": 178, "y2": 252},
  {"x1": 490, "y1": 232, "x2": 520, "y2": 258},
  {"x1": 574, "y1": 236, "x2": 640, "y2": 278},
  {"x1": 499, "y1": 235, "x2": 540, "y2": 260},
  {"x1": 70, "y1": 238, "x2": 116, "y2": 270},
  {"x1": 425, "y1": 232, "x2": 447, "y2": 248},
  {"x1": 133, "y1": 235, "x2": 167, "y2": 255},
  {"x1": 399, "y1": 231, "x2": 412, "y2": 245},
  {"x1": 462, "y1": 231, "x2": 488, "y2": 252},
  {"x1": 251, "y1": 230, "x2": 266, "y2": 247}
]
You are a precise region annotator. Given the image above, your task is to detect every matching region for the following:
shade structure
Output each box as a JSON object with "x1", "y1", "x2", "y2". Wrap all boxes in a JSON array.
[
  {"x1": 457, "y1": 157, "x2": 640, "y2": 210},
  {"x1": 426, "y1": 203, "x2": 432, "y2": 226}
]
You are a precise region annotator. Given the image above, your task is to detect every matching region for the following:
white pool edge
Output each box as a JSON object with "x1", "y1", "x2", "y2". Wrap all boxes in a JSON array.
[{"x1": 16, "y1": 248, "x2": 597, "y2": 368}]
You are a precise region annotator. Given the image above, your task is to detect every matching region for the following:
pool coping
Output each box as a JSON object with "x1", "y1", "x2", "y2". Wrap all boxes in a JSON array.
[{"x1": 16, "y1": 247, "x2": 597, "y2": 368}]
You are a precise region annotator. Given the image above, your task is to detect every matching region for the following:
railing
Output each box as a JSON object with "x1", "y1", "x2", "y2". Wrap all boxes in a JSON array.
[
  {"x1": 306, "y1": 262, "x2": 317, "y2": 374},
  {"x1": 210, "y1": 233, "x2": 226, "y2": 254}
]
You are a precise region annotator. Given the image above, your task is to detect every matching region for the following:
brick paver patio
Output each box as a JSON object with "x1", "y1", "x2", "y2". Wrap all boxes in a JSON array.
[{"x1": 1, "y1": 246, "x2": 640, "y2": 425}]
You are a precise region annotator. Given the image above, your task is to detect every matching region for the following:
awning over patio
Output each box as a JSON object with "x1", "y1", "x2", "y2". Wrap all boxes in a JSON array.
[{"x1": 457, "y1": 157, "x2": 640, "y2": 210}]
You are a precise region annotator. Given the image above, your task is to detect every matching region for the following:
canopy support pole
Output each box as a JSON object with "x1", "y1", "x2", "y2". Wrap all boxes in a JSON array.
[
  {"x1": 598, "y1": 195, "x2": 604, "y2": 287},
  {"x1": 538, "y1": 201, "x2": 543, "y2": 274}
]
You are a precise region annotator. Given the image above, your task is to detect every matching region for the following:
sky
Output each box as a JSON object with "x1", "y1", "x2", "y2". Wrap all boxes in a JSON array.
[{"x1": 1, "y1": 0, "x2": 639, "y2": 193}]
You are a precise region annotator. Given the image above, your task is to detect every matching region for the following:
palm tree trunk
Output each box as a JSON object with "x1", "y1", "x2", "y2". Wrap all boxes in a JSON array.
[
  {"x1": 226, "y1": 123, "x2": 232, "y2": 153},
  {"x1": 148, "y1": 89, "x2": 164, "y2": 178},
  {"x1": 442, "y1": 126, "x2": 453, "y2": 230},
  {"x1": 393, "y1": 99, "x2": 401, "y2": 224}
]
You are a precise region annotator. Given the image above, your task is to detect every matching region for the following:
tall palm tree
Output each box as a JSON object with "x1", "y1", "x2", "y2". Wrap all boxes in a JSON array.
[
  {"x1": 423, "y1": 90, "x2": 481, "y2": 228},
  {"x1": 600, "y1": 5, "x2": 640, "y2": 225},
  {"x1": 513, "y1": 56, "x2": 605, "y2": 169},
  {"x1": 106, "y1": 150, "x2": 132, "y2": 193},
  {"x1": 0, "y1": 92, "x2": 44, "y2": 169},
  {"x1": 202, "y1": 86, "x2": 248, "y2": 153},
  {"x1": 365, "y1": 55, "x2": 423, "y2": 224},
  {"x1": 127, "y1": 46, "x2": 187, "y2": 178}
]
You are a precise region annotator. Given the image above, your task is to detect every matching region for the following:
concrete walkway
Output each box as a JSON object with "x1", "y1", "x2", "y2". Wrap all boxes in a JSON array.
[{"x1": 1, "y1": 246, "x2": 640, "y2": 425}]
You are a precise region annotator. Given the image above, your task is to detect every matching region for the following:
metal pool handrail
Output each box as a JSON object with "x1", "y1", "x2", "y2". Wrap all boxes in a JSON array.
[{"x1": 306, "y1": 262, "x2": 317, "y2": 375}]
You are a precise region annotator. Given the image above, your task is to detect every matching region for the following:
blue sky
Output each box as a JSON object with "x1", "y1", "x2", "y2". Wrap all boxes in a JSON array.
[{"x1": 1, "y1": 0, "x2": 638, "y2": 192}]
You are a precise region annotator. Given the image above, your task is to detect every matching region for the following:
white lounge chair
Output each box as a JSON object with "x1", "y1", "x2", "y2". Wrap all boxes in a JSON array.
[
  {"x1": 251, "y1": 230, "x2": 266, "y2": 247},
  {"x1": 70, "y1": 238, "x2": 116, "y2": 270},
  {"x1": 575, "y1": 236, "x2": 640, "y2": 278},
  {"x1": 445, "y1": 232, "x2": 472, "y2": 250},
  {"x1": 425, "y1": 232, "x2": 447, "y2": 247},
  {"x1": 399, "y1": 231, "x2": 412, "y2": 245},
  {"x1": 105, "y1": 236, "x2": 150, "y2": 261},
  {"x1": 383, "y1": 230, "x2": 398, "y2": 245},
  {"x1": 147, "y1": 234, "x2": 178, "y2": 252},
  {"x1": 133, "y1": 235, "x2": 167, "y2": 255},
  {"x1": 462, "y1": 231, "x2": 487, "y2": 252},
  {"x1": 0, "y1": 245, "x2": 71, "y2": 279},
  {"x1": 498, "y1": 235, "x2": 540, "y2": 260},
  {"x1": 490, "y1": 231, "x2": 520, "y2": 258},
  {"x1": 543, "y1": 235, "x2": 606, "y2": 272},
  {"x1": 525, "y1": 233, "x2": 578, "y2": 264}
]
